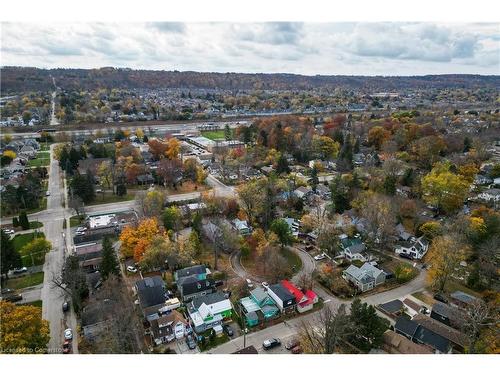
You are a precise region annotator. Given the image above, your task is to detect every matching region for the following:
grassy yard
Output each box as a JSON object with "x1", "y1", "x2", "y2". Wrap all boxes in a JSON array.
[
  {"x1": 201, "y1": 129, "x2": 234, "y2": 140},
  {"x1": 5, "y1": 272, "x2": 44, "y2": 290},
  {"x1": 29, "y1": 221, "x2": 43, "y2": 229},
  {"x1": 89, "y1": 192, "x2": 135, "y2": 205},
  {"x1": 445, "y1": 280, "x2": 482, "y2": 298},
  {"x1": 412, "y1": 291, "x2": 435, "y2": 305},
  {"x1": 70, "y1": 215, "x2": 86, "y2": 227},
  {"x1": 198, "y1": 333, "x2": 230, "y2": 352},
  {"x1": 281, "y1": 248, "x2": 302, "y2": 275},
  {"x1": 39, "y1": 144, "x2": 51, "y2": 151},
  {"x1": 20, "y1": 300, "x2": 43, "y2": 309},
  {"x1": 12, "y1": 232, "x2": 45, "y2": 251},
  {"x1": 12, "y1": 232, "x2": 47, "y2": 267},
  {"x1": 28, "y1": 152, "x2": 51, "y2": 167}
]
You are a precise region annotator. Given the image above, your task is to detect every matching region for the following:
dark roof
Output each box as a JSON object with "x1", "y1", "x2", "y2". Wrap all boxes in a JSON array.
[
  {"x1": 450, "y1": 291, "x2": 477, "y2": 305},
  {"x1": 412, "y1": 314, "x2": 467, "y2": 348},
  {"x1": 176, "y1": 265, "x2": 206, "y2": 279},
  {"x1": 181, "y1": 278, "x2": 214, "y2": 297},
  {"x1": 395, "y1": 317, "x2": 419, "y2": 337},
  {"x1": 232, "y1": 345, "x2": 258, "y2": 354},
  {"x1": 135, "y1": 276, "x2": 166, "y2": 309},
  {"x1": 379, "y1": 299, "x2": 404, "y2": 314},
  {"x1": 432, "y1": 302, "x2": 464, "y2": 321},
  {"x1": 192, "y1": 291, "x2": 227, "y2": 309},
  {"x1": 268, "y1": 283, "x2": 296, "y2": 303},
  {"x1": 413, "y1": 325, "x2": 450, "y2": 353}
]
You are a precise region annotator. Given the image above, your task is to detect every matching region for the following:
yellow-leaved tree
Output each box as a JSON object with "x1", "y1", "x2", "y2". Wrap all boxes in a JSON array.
[{"x1": 119, "y1": 218, "x2": 161, "y2": 261}]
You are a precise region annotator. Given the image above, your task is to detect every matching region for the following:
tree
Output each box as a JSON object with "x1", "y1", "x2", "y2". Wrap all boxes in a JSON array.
[
  {"x1": 51, "y1": 255, "x2": 88, "y2": 313},
  {"x1": 224, "y1": 124, "x2": 231, "y2": 140},
  {"x1": 162, "y1": 206, "x2": 182, "y2": 232},
  {"x1": 421, "y1": 162, "x2": 470, "y2": 214},
  {"x1": 119, "y1": 218, "x2": 161, "y2": 261},
  {"x1": 237, "y1": 179, "x2": 266, "y2": 225},
  {"x1": 97, "y1": 160, "x2": 113, "y2": 190},
  {"x1": 312, "y1": 135, "x2": 340, "y2": 160},
  {"x1": 0, "y1": 231, "x2": 21, "y2": 277},
  {"x1": 166, "y1": 137, "x2": 181, "y2": 160},
  {"x1": 298, "y1": 304, "x2": 354, "y2": 354},
  {"x1": 356, "y1": 191, "x2": 396, "y2": 245},
  {"x1": 349, "y1": 298, "x2": 389, "y2": 351},
  {"x1": 20, "y1": 238, "x2": 51, "y2": 267},
  {"x1": 270, "y1": 219, "x2": 294, "y2": 249},
  {"x1": 383, "y1": 175, "x2": 397, "y2": 195},
  {"x1": 116, "y1": 181, "x2": 127, "y2": 197},
  {"x1": 329, "y1": 175, "x2": 350, "y2": 214},
  {"x1": 0, "y1": 150, "x2": 16, "y2": 166},
  {"x1": 136, "y1": 190, "x2": 165, "y2": 218},
  {"x1": 0, "y1": 301, "x2": 50, "y2": 353},
  {"x1": 276, "y1": 154, "x2": 290, "y2": 175},
  {"x1": 426, "y1": 235, "x2": 469, "y2": 292},
  {"x1": 19, "y1": 211, "x2": 30, "y2": 230},
  {"x1": 368, "y1": 126, "x2": 391, "y2": 150},
  {"x1": 139, "y1": 235, "x2": 173, "y2": 271},
  {"x1": 310, "y1": 164, "x2": 319, "y2": 192},
  {"x1": 100, "y1": 236, "x2": 120, "y2": 280},
  {"x1": 147, "y1": 139, "x2": 168, "y2": 160},
  {"x1": 158, "y1": 158, "x2": 183, "y2": 188},
  {"x1": 419, "y1": 221, "x2": 443, "y2": 240},
  {"x1": 12, "y1": 217, "x2": 19, "y2": 228},
  {"x1": 70, "y1": 172, "x2": 95, "y2": 204},
  {"x1": 462, "y1": 299, "x2": 499, "y2": 353}
]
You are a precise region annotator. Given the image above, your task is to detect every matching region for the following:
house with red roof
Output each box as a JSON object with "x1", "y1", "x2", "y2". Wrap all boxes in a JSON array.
[{"x1": 281, "y1": 280, "x2": 318, "y2": 313}]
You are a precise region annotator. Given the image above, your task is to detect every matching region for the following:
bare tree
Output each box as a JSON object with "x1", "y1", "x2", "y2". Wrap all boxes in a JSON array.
[{"x1": 462, "y1": 299, "x2": 499, "y2": 353}]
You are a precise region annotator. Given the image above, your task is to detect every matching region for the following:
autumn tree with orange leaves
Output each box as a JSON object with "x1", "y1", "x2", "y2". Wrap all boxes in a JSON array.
[{"x1": 119, "y1": 218, "x2": 161, "y2": 262}]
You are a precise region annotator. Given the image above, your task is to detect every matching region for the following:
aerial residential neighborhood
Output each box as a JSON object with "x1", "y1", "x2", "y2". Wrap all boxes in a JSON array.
[{"x1": 0, "y1": 6, "x2": 499, "y2": 375}]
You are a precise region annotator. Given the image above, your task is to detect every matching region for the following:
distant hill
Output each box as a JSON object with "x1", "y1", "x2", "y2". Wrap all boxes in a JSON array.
[{"x1": 1, "y1": 66, "x2": 499, "y2": 93}]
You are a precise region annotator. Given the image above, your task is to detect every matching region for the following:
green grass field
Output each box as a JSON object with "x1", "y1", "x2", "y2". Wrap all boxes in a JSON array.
[
  {"x1": 70, "y1": 215, "x2": 86, "y2": 227},
  {"x1": 12, "y1": 232, "x2": 47, "y2": 267},
  {"x1": 20, "y1": 300, "x2": 43, "y2": 309},
  {"x1": 201, "y1": 129, "x2": 234, "y2": 141},
  {"x1": 281, "y1": 247, "x2": 303, "y2": 275},
  {"x1": 89, "y1": 192, "x2": 134, "y2": 205},
  {"x1": 28, "y1": 152, "x2": 50, "y2": 167},
  {"x1": 5, "y1": 272, "x2": 44, "y2": 290},
  {"x1": 29, "y1": 221, "x2": 43, "y2": 229}
]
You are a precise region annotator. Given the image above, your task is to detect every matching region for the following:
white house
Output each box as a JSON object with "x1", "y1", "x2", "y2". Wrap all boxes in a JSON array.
[
  {"x1": 232, "y1": 219, "x2": 251, "y2": 236},
  {"x1": 395, "y1": 236, "x2": 429, "y2": 260},
  {"x1": 343, "y1": 263, "x2": 386, "y2": 292},
  {"x1": 477, "y1": 188, "x2": 500, "y2": 203}
]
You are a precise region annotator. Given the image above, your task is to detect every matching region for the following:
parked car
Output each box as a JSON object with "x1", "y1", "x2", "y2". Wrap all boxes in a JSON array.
[
  {"x1": 64, "y1": 328, "x2": 73, "y2": 340},
  {"x1": 285, "y1": 338, "x2": 300, "y2": 350},
  {"x1": 433, "y1": 293, "x2": 449, "y2": 304},
  {"x1": 291, "y1": 345, "x2": 303, "y2": 354},
  {"x1": 261, "y1": 282, "x2": 269, "y2": 289},
  {"x1": 0, "y1": 293, "x2": 22, "y2": 302},
  {"x1": 223, "y1": 325, "x2": 234, "y2": 337},
  {"x1": 420, "y1": 306, "x2": 430, "y2": 315},
  {"x1": 45, "y1": 191, "x2": 51, "y2": 197},
  {"x1": 76, "y1": 227, "x2": 87, "y2": 232},
  {"x1": 127, "y1": 266, "x2": 138, "y2": 273},
  {"x1": 262, "y1": 338, "x2": 281, "y2": 350},
  {"x1": 246, "y1": 279, "x2": 254, "y2": 288},
  {"x1": 12, "y1": 267, "x2": 28, "y2": 274},
  {"x1": 186, "y1": 334, "x2": 196, "y2": 350},
  {"x1": 2, "y1": 229, "x2": 15, "y2": 235},
  {"x1": 314, "y1": 253, "x2": 326, "y2": 261},
  {"x1": 62, "y1": 301, "x2": 69, "y2": 312},
  {"x1": 62, "y1": 340, "x2": 71, "y2": 354},
  {"x1": 399, "y1": 253, "x2": 413, "y2": 260}
]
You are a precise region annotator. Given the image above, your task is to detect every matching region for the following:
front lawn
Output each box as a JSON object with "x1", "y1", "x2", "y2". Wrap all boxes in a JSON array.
[
  {"x1": 13, "y1": 232, "x2": 48, "y2": 267},
  {"x1": 88, "y1": 192, "x2": 135, "y2": 205},
  {"x1": 29, "y1": 221, "x2": 43, "y2": 229},
  {"x1": 28, "y1": 152, "x2": 50, "y2": 167},
  {"x1": 12, "y1": 232, "x2": 45, "y2": 252},
  {"x1": 198, "y1": 332, "x2": 230, "y2": 352},
  {"x1": 5, "y1": 272, "x2": 44, "y2": 290},
  {"x1": 201, "y1": 129, "x2": 234, "y2": 141},
  {"x1": 20, "y1": 300, "x2": 43, "y2": 309},
  {"x1": 281, "y1": 248, "x2": 302, "y2": 275},
  {"x1": 70, "y1": 215, "x2": 86, "y2": 227}
]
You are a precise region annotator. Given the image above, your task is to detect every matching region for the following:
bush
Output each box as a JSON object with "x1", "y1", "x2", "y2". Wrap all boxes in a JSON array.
[
  {"x1": 212, "y1": 271, "x2": 226, "y2": 281},
  {"x1": 394, "y1": 263, "x2": 417, "y2": 283}
]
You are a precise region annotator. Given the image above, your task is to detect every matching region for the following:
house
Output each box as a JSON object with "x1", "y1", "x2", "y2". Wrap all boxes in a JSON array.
[
  {"x1": 283, "y1": 217, "x2": 300, "y2": 236},
  {"x1": 77, "y1": 158, "x2": 111, "y2": 176},
  {"x1": 315, "y1": 183, "x2": 331, "y2": 199},
  {"x1": 74, "y1": 242, "x2": 102, "y2": 272},
  {"x1": 412, "y1": 314, "x2": 467, "y2": 352},
  {"x1": 174, "y1": 265, "x2": 208, "y2": 283},
  {"x1": 150, "y1": 310, "x2": 187, "y2": 345},
  {"x1": 267, "y1": 283, "x2": 296, "y2": 313},
  {"x1": 402, "y1": 298, "x2": 422, "y2": 317},
  {"x1": 394, "y1": 317, "x2": 451, "y2": 354},
  {"x1": 377, "y1": 299, "x2": 404, "y2": 317},
  {"x1": 18, "y1": 145, "x2": 37, "y2": 159},
  {"x1": 188, "y1": 292, "x2": 233, "y2": 333},
  {"x1": 430, "y1": 302, "x2": 465, "y2": 329},
  {"x1": 293, "y1": 186, "x2": 313, "y2": 200},
  {"x1": 381, "y1": 330, "x2": 433, "y2": 354},
  {"x1": 135, "y1": 276, "x2": 167, "y2": 320},
  {"x1": 239, "y1": 287, "x2": 280, "y2": 326},
  {"x1": 178, "y1": 276, "x2": 215, "y2": 302},
  {"x1": 395, "y1": 223, "x2": 413, "y2": 241},
  {"x1": 477, "y1": 188, "x2": 500, "y2": 203},
  {"x1": 232, "y1": 219, "x2": 251, "y2": 236},
  {"x1": 136, "y1": 174, "x2": 154, "y2": 185},
  {"x1": 260, "y1": 165, "x2": 275, "y2": 176},
  {"x1": 343, "y1": 262, "x2": 386, "y2": 292},
  {"x1": 394, "y1": 236, "x2": 429, "y2": 260},
  {"x1": 339, "y1": 234, "x2": 367, "y2": 261},
  {"x1": 474, "y1": 175, "x2": 493, "y2": 185},
  {"x1": 281, "y1": 280, "x2": 317, "y2": 313},
  {"x1": 450, "y1": 291, "x2": 478, "y2": 309}
]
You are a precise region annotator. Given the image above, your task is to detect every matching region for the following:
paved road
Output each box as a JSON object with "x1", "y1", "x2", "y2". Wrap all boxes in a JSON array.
[
  {"x1": 18, "y1": 284, "x2": 42, "y2": 304},
  {"x1": 39, "y1": 144, "x2": 78, "y2": 354},
  {"x1": 206, "y1": 174, "x2": 236, "y2": 198}
]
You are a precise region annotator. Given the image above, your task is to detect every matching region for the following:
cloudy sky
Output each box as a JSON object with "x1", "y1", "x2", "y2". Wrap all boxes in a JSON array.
[{"x1": 1, "y1": 22, "x2": 499, "y2": 75}]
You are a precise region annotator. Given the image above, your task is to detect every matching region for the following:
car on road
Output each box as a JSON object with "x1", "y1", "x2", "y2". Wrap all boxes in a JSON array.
[
  {"x1": 399, "y1": 253, "x2": 413, "y2": 260},
  {"x1": 261, "y1": 282, "x2": 269, "y2": 289},
  {"x1": 12, "y1": 267, "x2": 28, "y2": 274},
  {"x1": 127, "y1": 266, "x2": 138, "y2": 273},
  {"x1": 314, "y1": 253, "x2": 327, "y2": 261},
  {"x1": 62, "y1": 340, "x2": 71, "y2": 354},
  {"x1": 64, "y1": 328, "x2": 73, "y2": 340},
  {"x1": 433, "y1": 293, "x2": 449, "y2": 304},
  {"x1": 262, "y1": 338, "x2": 281, "y2": 350},
  {"x1": 45, "y1": 191, "x2": 51, "y2": 196},
  {"x1": 246, "y1": 279, "x2": 254, "y2": 288},
  {"x1": 0, "y1": 293, "x2": 23, "y2": 302},
  {"x1": 186, "y1": 334, "x2": 196, "y2": 350},
  {"x1": 62, "y1": 301, "x2": 69, "y2": 313},
  {"x1": 2, "y1": 229, "x2": 15, "y2": 235},
  {"x1": 76, "y1": 227, "x2": 87, "y2": 232},
  {"x1": 223, "y1": 324, "x2": 234, "y2": 337}
]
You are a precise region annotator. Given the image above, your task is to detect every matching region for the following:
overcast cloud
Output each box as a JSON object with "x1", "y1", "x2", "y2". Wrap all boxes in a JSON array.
[{"x1": 1, "y1": 22, "x2": 498, "y2": 75}]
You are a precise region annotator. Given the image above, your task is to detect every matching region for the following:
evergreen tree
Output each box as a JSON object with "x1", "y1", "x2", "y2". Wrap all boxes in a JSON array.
[
  {"x1": 70, "y1": 172, "x2": 95, "y2": 203},
  {"x1": 463, "y1": 136, "x2": 472, "y2": 152},
  {"x1": 19, "y1": 211, "x2": 30, "y2": 230},
  {"x1": 100, "y1": 236, "x2": 120, "y2": 280},
  {"x1": 12, "y1": 217, "x2": 19, "y2": 228},
  {"x1": 68, "y1": 147, "x2": 81, "y2": 171},
  {"x1": 59, "y1": 147, "x2": 70, "y2": 171},
  {"x1": 310, "y1": 165, "x2": 319, "y2": 192},
  {"x1": 383, "y1": 175, "x2": 397, "y2": 196},
  {"x1": 1, "y1": 230, "x2": 22, "y2": 276},
  {"x1": 402, "y1": 168, "x2": 415, "y2": 186},
  {"x1": 276, "y1": 154, "x2": 290, "y2": 175},
  {"x1": 329, "y1": 176, "x2": 350, "y2": 214},
  {"x1": 116, "y1": 182, "x2": 127, "y2": 197},
  {"x1": 224, "y1": 124, "x2": 231, "y2": 141},
  {"x1": 348, "y1": 298, "x2": 389, "y2": 352}
]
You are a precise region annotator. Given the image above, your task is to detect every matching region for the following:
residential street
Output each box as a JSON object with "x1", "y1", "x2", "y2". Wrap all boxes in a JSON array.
[{"x1": 39, "y1": 144, "x2": 78, "y2": 354}]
